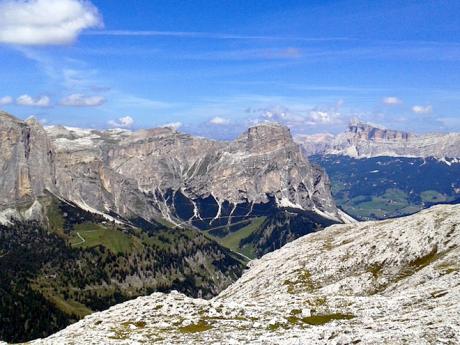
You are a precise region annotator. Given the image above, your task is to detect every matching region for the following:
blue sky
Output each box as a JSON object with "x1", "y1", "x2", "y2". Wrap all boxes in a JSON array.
[{"x1": 0, "y1": 0, "x2": 459, "y2": 138}]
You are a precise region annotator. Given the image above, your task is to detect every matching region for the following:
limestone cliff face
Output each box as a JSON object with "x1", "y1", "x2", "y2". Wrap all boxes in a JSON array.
[
  {"x1": 0, "y1": 112, "x2": 55, "y2": 208},
  {"x1": 296, "y1": 120, "x2": 460, "y2": 159},
  {"x1": 47, "y1": 122, "x2": 343, "y2": 224}
]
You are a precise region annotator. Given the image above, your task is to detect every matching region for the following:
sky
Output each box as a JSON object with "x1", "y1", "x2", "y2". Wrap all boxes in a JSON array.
[{"x1": 0, "y1": 0, "x2": 460, "y2": 139}]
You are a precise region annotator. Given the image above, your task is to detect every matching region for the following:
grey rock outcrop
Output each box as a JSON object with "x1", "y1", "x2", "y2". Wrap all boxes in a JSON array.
[{"x1": 0, "y1": 112, "x2": 55, "y2": 208}]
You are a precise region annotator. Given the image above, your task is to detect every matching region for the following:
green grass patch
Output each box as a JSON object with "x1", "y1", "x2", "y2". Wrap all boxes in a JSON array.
[
  {"x1": 121, "y1": 321, "x2": 146, "y2": 328},
  {"x1": 340, "y1": 188, "x2": 414, "y2": 219},
  {"x1": 285, "y1": 313, "x2": 354, "y2": 326},
  {"x1": 45, "y1": 294, "x2": 92, "y2": 318},
  {"x1": 70, "y1": 223, "x2": 138, "y2": 253},
  {"x1": 372, "y1": 246, "x2": 440, "y2": 294},
  {"x1": 283, "y1": 269, "x2": 316, "y2": 294},
  {"x1": 267, "y1": 322, "x2": 286, "y2": 331},
  {"x1": 178, "y1": 319, "x2": 213, "y2": 333},
  {"x1": 436, "y1": 261, "x2": 459, "y2": 274},
  {"x1": 420, "y1": 190, "x2": 448, "y2": 203},
  {"x1": 207, "y1": 217, "x2": 266, "y2": 259},
  {"x1": 300, "y1": 313, "x2": 355, "y2": 325}
]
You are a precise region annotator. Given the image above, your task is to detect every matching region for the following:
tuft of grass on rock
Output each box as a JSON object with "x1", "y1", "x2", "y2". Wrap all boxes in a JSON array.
[
  {"x1": 301, "y1": 313, "x2": 355, "y2": 325},
  {"x1": 178, "y1": 319, "x2": 213, "y2": 333},
  {"x1": 283, "y1": 269, "x2": 316, "y2": 294},
  {"x1": 286, "y1": 313, "x2": 355, "y2": 326}
]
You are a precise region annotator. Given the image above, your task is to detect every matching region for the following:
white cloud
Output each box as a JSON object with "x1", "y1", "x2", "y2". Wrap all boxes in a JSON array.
[
  {"x1": 307, "y1": 109, "x2": 341, "y2": 125},
  {"x1": 383, "y1": 96, "x2": 402, "y2": 105},
  {"x1": 108, "y1": 116, "x2": 134, "y2": 128},
  {"x1": 209, "y1": 116, "x2": 230, "y2": 125},
  {"x1": 16, "y1": 94, "x2": 50, "y2": 107},
  {"x1": 412, "y1": 105, "x2": 432, "y2": 114},
  {"x1": 161, "y1": 122, "x2": 182, "y2": 129},
  {"x1": 0, "y1": 96, "x2": 13, "y2": 105},
  {"x1": 247, "y1": 104, "x2": 342, "y2": 127},
  {"x1": 0, "y1": 0, "x2": 102, "y2": 45},
  {"x1": 60, "y1": 94, "x2": 105, "y2": 107},
  {"x1": 249, "y1": 106, "x2": 305, "y2": 124}
]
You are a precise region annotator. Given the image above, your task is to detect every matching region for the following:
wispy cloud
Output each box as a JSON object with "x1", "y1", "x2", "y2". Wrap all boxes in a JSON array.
[
  {"x1": 412, "y1": 105, "x2": 432, "y2": 114},
  {"x1": 383, "y1": 96, "x2": 402, "y2": 105},
  {"x1": 15, "y1": 47, "x2": 106, "y2": 92},
  {"x1": 0, "y1": 96, "x2": 13, "y2": 105},
  {"x1": 0, "y1": 0, "x2": 102, "y2": 45},
  {"x1": 161, "y1": 121, "x2": 182, "y2": 129},
  {"x1": 113, "y1": 94, "x2": 175, "y2": 110},
  {"x1": 86, "y1": 30, "x2": 348, "y2": 42},
  {"x1": 209, "y1": 116, "x2": 230, "y2": 125},
  {"x1": 183, "y1": 48, "x2": 302, "y2": 61},
  {"x1": 60, "y1": 94, "x2": 105, "y2": 107}
]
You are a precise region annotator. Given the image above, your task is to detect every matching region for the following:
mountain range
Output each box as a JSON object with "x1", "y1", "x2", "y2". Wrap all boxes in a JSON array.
[{"x1": 2, "y1": 111, "x2": 459, "y2": 343}]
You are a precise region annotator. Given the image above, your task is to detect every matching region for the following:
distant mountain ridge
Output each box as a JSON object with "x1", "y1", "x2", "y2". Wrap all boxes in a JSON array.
[{"x1": 296, "y1": 120, "x2": 460, "y2": 159}]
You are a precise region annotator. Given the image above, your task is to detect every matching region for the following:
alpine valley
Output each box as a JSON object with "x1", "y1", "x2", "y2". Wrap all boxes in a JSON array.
[{"x1": 0, "y1": 112, "x2": 350, "y2": 343}]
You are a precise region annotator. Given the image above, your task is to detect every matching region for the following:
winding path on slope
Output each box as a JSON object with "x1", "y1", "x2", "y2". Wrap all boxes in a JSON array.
[{"x1": 73, "y1": 232, "x2": 86, "y2": 246}]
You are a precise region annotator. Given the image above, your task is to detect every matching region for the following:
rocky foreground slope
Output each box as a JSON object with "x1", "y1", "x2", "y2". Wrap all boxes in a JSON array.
[
  {"x1": 30, "y1": 204, "x2": 460, "y2": 344},
  {"x1": 296, "y1": 119, "x2": 460, "y2": 159}
]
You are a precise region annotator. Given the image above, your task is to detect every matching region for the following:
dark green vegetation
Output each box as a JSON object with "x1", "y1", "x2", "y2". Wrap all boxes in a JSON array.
[
  {"x1": 0, "y1": 195, "x2": 244, "y2": 343},
  {"x1": 164, "y1": 191, "x2": 338, "y2": 259},
  {"x1": 310, "y1": 155, "x2": 460, "y2": 220}
]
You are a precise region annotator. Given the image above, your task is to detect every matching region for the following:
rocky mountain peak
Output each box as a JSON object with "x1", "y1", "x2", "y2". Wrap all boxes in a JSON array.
[
  {"x1": 237, "y1": 122, "x2": 293, "y2": 153},
  {"x1": 348, "y1": 120, "x2": 411, "y2": 141},
  {"x1": 0, "y1": 111, "x2": 22, "y2": 125}
]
